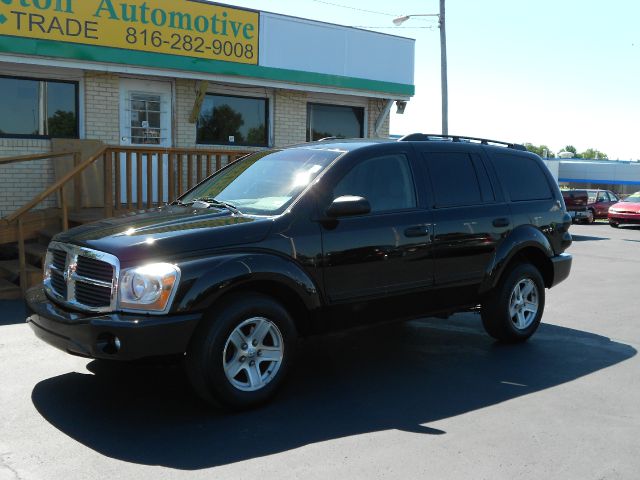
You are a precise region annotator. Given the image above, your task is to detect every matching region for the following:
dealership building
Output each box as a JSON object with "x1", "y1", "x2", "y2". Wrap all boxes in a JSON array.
[{"x1": 0, "y1": 0, "x2": 415, "y2": 218}]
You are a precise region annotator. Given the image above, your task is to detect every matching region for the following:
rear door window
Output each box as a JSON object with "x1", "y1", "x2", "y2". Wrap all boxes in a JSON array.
[
  {"x1": 491, "y1": 154, "x2": 553, "y2": 201},
  {"x1": 422, "y1": 152, "x2": 487, "y2": 207}
]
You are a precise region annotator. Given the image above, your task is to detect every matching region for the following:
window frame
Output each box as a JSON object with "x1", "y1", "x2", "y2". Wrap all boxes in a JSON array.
[
  {"x1": 196, "y1": 92, "x2": 269, "y2": 147},
  {"x1": 0, "y1": 74, "x2": 80, "y2": 140},
  {"x1": 306, "y1": 102, "x2": 365, "y2": 142}
]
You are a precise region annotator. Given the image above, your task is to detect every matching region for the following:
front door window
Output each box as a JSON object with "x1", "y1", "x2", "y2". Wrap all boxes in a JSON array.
[{"x1": 130, "y1": 93, "x2": 162, "y2": 145}]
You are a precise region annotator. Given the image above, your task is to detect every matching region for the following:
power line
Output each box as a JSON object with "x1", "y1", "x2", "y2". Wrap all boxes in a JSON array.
[
  {"x1": 352, "y1": 25, "x2": 437, "y2": 30},
  {"x1": 309, "y1": 0, "x2": 400, "y2": 17}
]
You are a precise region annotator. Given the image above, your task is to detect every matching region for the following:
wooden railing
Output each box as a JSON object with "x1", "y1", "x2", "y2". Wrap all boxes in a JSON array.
[
  {"x1": 2, "y1": 145, "x2": 255, "y2": 293},
  {"x1": 102, "y1": 146, "x2": 253, "y2": 216}
]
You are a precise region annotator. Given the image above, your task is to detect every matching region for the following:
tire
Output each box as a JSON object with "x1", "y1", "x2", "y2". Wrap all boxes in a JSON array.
[
  {"x1": 585, "y1": 209, "x2": 595, "y2": 224},
  {"x1": 185, "y1": 293, "x2": 297, "y2": 410},
  {"x1": 481, "y1": 263, "x2": 545, "y2": 343},
  {"x1": 609, "y1": 221, "x2": 619, "y2": 228}
]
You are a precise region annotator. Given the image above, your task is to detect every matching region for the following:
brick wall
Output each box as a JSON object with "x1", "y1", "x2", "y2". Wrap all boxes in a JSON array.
[
  {"x1": 368, "y1": 98, "x2": 391, "y2": 138},
  {"x1": 274, "y1": 90, "x2": 308, "y2": 147},
  {"x1": 84, "y1": 71, "x2": 120, "y2": 144},
  {"x1": 0, "y1": 139, "x2": 53, "y2": 217}
]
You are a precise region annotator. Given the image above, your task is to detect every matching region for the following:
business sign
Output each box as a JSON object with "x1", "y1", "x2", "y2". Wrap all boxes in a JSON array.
[{"x1": 0, "y1": 0, "x2": 259, "y2": 65}]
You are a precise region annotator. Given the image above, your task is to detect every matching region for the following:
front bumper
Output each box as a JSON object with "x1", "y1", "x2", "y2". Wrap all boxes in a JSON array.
[
  {"x1": 550, "y1": 253, "x2": 572, "y2": 288},
  {"x1": 26, "y1": 286, "x2": 201, "y2": 361},
  {"x1": 608, "y1": 212, "x2": 640, "y2": 225}
]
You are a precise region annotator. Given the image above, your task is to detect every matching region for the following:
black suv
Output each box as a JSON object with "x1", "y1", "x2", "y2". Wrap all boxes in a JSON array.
[{"x1": 26, "y1": 135, "x2": 573, "y2": 409}]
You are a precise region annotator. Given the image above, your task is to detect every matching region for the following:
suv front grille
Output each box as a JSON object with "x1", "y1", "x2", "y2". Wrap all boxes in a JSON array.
[{"x1": 44, "y1": 242, "x2": 120, "y2": 313}]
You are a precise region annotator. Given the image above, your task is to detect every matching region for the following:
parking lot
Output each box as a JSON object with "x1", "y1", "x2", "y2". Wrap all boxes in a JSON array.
[{"x1": 1, "y1": 222, "x2": 638, "y2": 480}]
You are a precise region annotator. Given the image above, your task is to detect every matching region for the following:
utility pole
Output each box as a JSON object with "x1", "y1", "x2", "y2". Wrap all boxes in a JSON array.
[
  {"x1": 439, "y1": 0, "x2": 448, "y2": 135},
  {"x1": 393, "y1": 2, "x2": 449, "y2": 135}
]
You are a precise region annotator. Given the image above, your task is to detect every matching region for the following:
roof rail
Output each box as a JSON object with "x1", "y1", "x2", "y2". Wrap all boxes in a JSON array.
[{"x1": 397, "y1": 133, "x2": 527, "y2": 151}]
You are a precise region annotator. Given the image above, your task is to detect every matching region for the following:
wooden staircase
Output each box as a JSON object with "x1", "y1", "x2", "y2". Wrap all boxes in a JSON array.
[
  {"x1": 0, "y1": 145, "x2": 253, "y2": 300},
  {"x1": 0, "y1": 209, "x2": 105, "y2": 299}
]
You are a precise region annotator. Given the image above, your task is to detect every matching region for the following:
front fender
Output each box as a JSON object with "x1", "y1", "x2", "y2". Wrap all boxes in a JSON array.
[
  {"x1": 479, "y1": 225, "x2": 553, "y2": 294},
  {"x1": 171, "y1": 252, "x2": 321, "y2": 313}
]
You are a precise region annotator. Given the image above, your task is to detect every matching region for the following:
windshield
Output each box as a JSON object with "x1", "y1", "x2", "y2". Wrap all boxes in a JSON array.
[
  {"x1": 622, "y1": 192, "x2": 640, "y2": 203},
  {"x1": 180, "y1": 148, "x2": 342, "y2": 215}
]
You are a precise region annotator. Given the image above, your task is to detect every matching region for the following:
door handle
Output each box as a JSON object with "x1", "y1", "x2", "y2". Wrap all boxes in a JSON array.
[
  {"x1": 404, "y1": 225, "x2": 430, "y2": 237},
  {"x1": 492, "y1": 217, "x2": 510, "y2": 228}
]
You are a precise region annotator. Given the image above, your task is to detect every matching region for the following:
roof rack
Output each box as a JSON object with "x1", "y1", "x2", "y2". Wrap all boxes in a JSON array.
[{"x1": 397, "y1": 133, "x2": 527, "y2": 151}]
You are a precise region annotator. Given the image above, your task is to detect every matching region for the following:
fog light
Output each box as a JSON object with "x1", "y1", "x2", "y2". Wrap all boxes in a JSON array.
[{"x1": 97, "y1": 333, "x2": 122, "y2": 355}]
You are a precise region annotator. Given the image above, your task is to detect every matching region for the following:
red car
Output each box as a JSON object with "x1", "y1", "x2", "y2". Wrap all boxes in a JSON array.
[
  {"x1": 609, "y1": 191, "x2": 640, "y2": 228},
  {"x1": 582, "y1": 189, "x2": 620, "y2": 223}
]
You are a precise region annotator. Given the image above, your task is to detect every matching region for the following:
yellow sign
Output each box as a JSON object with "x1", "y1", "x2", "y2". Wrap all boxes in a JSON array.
[{"x1": 0, "y1": 0, "x2": 259, "y2": 65}]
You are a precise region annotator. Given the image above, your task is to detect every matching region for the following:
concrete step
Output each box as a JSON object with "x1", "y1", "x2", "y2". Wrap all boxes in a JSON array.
[
  {"x1": 0, "y1": 260, "x2": 42, "y2": 289},
  {"x1": 0, "y1": 278, "x2": 21, "y2": 300}
]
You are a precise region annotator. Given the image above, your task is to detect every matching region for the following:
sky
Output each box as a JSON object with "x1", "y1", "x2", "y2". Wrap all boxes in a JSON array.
[{"x1": 240, "y1": 0, "x2": 639, "y2": 160}]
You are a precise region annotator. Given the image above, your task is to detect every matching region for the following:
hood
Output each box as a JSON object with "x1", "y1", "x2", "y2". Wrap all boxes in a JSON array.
[
  {"x1": 53, "y1": 205, "x2": 274, "y2": 264},
  {"x1": 610, "y1": 201, "x2": 640, "y2": 213}
]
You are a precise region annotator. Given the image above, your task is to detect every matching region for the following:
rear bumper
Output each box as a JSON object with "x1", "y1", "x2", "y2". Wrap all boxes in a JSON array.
[
  {"x1": 550, "y1": 253, "x2": 572, "y2": 288},
  {"x1": 26, "y1": 286, "x2": 201, "y2": 361}
]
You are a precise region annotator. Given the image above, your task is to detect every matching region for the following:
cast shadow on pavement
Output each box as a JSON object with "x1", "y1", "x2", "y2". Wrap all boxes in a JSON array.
[
  {"x1": 0, "y1": 300, "x2": 26, "y2": 326},
  {"x1": 31, "y1": 313, "x2": 636, "y2": 470}
]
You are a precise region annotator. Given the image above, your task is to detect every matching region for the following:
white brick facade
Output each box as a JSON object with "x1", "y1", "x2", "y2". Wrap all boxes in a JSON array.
[
  {"x1": 0, "y1": 139, "x2": 53, "y2": 217},
  {"x1": 84, "y1": 72, "x2": 120, "y2": 145}
]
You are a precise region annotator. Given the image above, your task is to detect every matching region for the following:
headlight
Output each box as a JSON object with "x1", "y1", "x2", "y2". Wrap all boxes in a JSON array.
[{"x1": 118, "y1": 263, "x2": 180, "y2": 313}]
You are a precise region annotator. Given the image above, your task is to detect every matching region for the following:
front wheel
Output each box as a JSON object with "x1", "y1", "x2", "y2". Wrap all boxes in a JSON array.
[
  {"x1": 584, "y1": 209, "x2": 595, "y2": 224},
  {"x1": 185, "y1": 293, "x2": 297, "y2": 410},
  {"x1": 609, "y1": 220, "x2": 619, "y2": 228},
  {"x1": 481, "y1": 263, "x2": 545, "y2": 343}
]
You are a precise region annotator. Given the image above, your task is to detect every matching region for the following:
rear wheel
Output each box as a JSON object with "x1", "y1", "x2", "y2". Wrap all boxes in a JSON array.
[
  {"x1": 481, "y1": 263, "x2": 545, "y2": 343},
  {"x1": 185, "y1": 293, "x2": 297, "y2": 410}
]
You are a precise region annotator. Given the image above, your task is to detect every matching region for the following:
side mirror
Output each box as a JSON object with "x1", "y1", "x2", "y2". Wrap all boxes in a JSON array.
[{"x1": 326, "y1": 195, "x2": 371, "y2": 218}]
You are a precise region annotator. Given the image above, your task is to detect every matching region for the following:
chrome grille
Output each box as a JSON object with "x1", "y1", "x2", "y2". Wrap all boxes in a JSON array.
[
  {"x1": 50, "y1": 270, "x2": 67, "y2": 298},
  {"x1": 43, "y1": 241, "x2": 120, "y2": 313},
  {"x1": 76, "y1": 256, "x2": 114, "y2": 283}
]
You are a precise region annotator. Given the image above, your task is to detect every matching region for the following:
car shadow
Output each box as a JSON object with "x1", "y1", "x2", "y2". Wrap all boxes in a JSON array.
[
  {"x1": 570, "y1": 234, "x2": 610, "y2": 242},
  {"x1": 0, "y1": 300, "x2": 26, "y2": 326},
  {"x1": 31, "y1": 313, "x2": 636, "y2": 470}
]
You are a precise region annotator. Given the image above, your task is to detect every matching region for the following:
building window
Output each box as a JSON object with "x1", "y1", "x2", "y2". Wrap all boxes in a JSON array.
[
  {"x1": 0, "y1": 76, "x2": 79, "y2": 139},
  {"x1": 197, "y1": 94, "x2": 268, "y2": 147},
  {"x1": 307, "y1": 103, "x2": 364, "y2": 141}
]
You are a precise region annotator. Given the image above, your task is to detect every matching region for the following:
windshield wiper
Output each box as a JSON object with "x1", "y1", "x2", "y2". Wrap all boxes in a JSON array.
[{"x1": 190, "y1": 197, "x2": 241, "y2": 214}]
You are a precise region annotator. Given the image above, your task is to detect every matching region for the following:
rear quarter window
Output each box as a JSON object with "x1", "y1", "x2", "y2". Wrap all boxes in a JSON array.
[{"x1": 492, "y1": 154, "x2": 553, "y2": 201}]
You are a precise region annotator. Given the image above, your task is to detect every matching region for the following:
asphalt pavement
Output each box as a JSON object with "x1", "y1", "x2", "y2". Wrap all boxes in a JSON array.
[{"x1": 1, "y1": 222, "x2": 639, "y2": 480}]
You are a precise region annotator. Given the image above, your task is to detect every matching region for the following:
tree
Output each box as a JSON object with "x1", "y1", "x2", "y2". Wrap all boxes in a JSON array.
[
  {"x1": 47, "y1": 110, "x2": 77, "y2": 138},
  {"x1": 563, "y1": 145, "x2": 577, "y2": 154},
  {"x1": 580, "y1": 148, "x2": 608, "y2": 160},
  {"x1": 524, "y1": 143, "x2": 555, "y2": 158},
  {"x1": 246, "y1": 124, "x2": 266, "y2": 145},
  {"x1": 197, "y1": 104, "x2": 245, "y2": 144}
]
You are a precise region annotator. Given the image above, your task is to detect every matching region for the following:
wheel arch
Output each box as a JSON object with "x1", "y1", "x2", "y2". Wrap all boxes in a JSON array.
[
  {"x1": 173, "y1": 252, "x2": 322, "y2": 337},
  {"x1": 480, "y1": 226, "x2": 555, "y2": 294}
]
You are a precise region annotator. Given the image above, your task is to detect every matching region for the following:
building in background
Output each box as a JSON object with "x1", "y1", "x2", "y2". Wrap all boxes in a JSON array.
[
  {"x1": 0, "y1": 1, "x2": 415, "y2": 217},
  {"x1": 546, "y1": 158, "x2": 640, "y2": 195}
]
